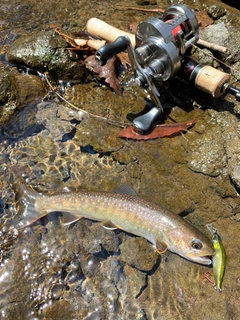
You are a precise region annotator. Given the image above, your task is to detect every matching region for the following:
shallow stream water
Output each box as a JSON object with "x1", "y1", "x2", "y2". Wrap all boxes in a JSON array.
[{"x1": 1, "y1": 0, "x2": 240, "y2": 319}]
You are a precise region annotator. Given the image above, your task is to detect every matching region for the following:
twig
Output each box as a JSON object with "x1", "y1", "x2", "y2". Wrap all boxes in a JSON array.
[
  {"x1": 192, "y1": 43, "x2": 240, "y2": 78},
  {"x1": 115, "y1": 6, "x2": 164, "y2": 14},
  {"x1": 43, "y1": 74, "x2": 128, "y2": 127},
  {"x1": 196, "y1": 39, "x2": 228, "y2": 54}
]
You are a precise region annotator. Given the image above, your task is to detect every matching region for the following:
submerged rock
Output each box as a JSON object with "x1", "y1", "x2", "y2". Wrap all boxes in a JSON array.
[
  {"x1": 187, "y1": 124, "x2": 226, "y2": 177},
  {"x1": 119, "y1": 237, "x2": 158, "y2": 272},
  {"x1": 0, "y1": 71, "x2": 46, "y2": 124}
]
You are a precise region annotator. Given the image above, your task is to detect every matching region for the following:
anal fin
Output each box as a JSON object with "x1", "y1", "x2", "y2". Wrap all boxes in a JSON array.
[
  {"x1": 101, "y1": 220, "x2": 118, "y2": 230},
  {"x1": 59, "y1": 212, "x2": 82, "y2": 225}
]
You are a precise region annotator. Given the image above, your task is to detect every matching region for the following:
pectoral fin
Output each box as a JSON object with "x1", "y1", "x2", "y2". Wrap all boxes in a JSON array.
[
  {"x1": 101, "y1": 220, "x2": 118, "y2": 230},
  {"x1": 155, "y1": 239, "x2": 168, "y2": 254},
  {"x1": 59, "y1": 212, "x2": 82, "y2": 225}
]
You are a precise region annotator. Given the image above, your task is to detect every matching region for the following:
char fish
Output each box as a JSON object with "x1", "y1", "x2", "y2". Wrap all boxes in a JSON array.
[{"x1": 14, "y1": 182, "x2": 214, "y2": 265}]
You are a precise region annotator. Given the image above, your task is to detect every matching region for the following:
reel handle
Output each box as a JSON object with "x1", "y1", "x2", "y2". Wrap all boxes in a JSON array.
[
  {"x1": 96, "y1": 36, "x2": 130, "y2": 66},
  {"x1": 132, "y1": 107, "x2": 163, "y2": 133}
]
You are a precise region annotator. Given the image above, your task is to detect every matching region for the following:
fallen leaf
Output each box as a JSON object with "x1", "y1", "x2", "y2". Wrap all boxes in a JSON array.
[
  {"x1": 130, "y1": 23, "x2": 138, "y2": 34},
  {"x1": 50, "y1": 23, "x2": 61, "y2": 29},
  {"x1": 55, "y1": 28, "x2": 106, "y2": 50},
  {"x1": 118, "y1": 120, "x2": 196, "y2": 140},
  {"x1": 85, "y1": 55, "x2": 122, "y2": 95},
  {"x1": 195, "y1": 10, "x2": 213, "y2": 29}
]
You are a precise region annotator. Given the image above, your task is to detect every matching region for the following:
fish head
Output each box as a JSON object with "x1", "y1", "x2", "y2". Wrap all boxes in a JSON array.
[{"x1": 167, "y1": 226, "x2": 214, "y2": 265}]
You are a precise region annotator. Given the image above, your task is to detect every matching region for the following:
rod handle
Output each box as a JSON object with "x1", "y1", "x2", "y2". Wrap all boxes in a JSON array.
[
  {"x1": 192, "y1": 65, "x2": 230, "y2": 98},
  {"x1": 86, "y1": 17, "x2": 136, "y2": 47}
]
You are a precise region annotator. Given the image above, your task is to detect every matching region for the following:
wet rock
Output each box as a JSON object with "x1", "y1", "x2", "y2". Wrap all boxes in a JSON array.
[
  {"x1": 230, "y1": 62, "x2": 240, "y2": 81},
  {"x1": 14, "y1": 74, "x2": 47, "y2": 105},
  {"x1": 229, "y1": 165, "x2": 240, "y2": 191},
  {"x1": 225, "y1": 29, "x2": 240, "y2": 64},
  {"x1": 0, "y1": 71, "x2": 17, "y2": 105},
  {"x1": 123, "y1": 264, "x2": 147, "y2": 298},
  {"x1": 0, "y1": 71, "x2": 46, "y2": 124},
  {"x1": 231, "y1": 204, "x2": 240, "y2": 221},
  {"x1": 74, "y1": 117, "x2": 124, "y2": 153},
  {"x1": 194, "y1": 120, "x2": 206, "y2": 134},
  {"x1": 119, "y1": 237, "x2": 158, "y2": 271},
  {"x1": 0, "y1": 103, "x2": 43, "y2": 145},
  {"x1": 7, "y1": 30, "x2": 85, "y2": 80},
  {"x1": 67, "y1": 82, "x2": 146, "y2": 154},
  {"x1": 136, "y1": 0, "x2": 156, "y2": 4},
  {"x1": 217, "y1": 112, "x2": 240, "y2": 189},
  {"x1": 44, "y1": 299, "x2": 74, "y2": 320},
  {"x1": 0, "y1": 71, "x2": 17, "y2": 124},
  {"x1": 81, "y1": 222, "x2": 120, "y2": 254},
  {"x1": 207, "y1": 4, "x2": 226, "y2": 19},
  {"x1": 199, "y1": 23, "x2": 229, "y2": 47},
  {"x1": 187, "y1": 123, "x2": 226, "y2": 177},
  {"x1": 112, "y1": 147, "x2": 137, "y2": 165},
  {"x1": 36, "y1": 101, "x2": 74, "y2": 142}
]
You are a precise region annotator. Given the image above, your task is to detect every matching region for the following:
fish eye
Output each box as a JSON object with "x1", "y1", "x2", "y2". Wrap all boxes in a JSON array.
[{"x1": 191, "y1": 239, "x2": 203, "y2": 250}]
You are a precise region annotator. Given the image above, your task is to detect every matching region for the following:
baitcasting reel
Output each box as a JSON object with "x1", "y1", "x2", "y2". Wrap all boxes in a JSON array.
[
  {"x1": 86, "y1": 4, "x2": 240, "y2": 133},
  {"x1": 95, "y1": 4, "x2": 199, "y2": 133}
]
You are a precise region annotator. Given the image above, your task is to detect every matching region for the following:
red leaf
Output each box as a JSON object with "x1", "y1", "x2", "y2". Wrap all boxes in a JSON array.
[
  {"x1": 195, "y1": 10, "x2": 213, "y2": 29},
  {"x1": 118, "y1": 121, "x2": 196, "y2": 140},
  {"x1": 85, "y1": 55, "x2": 122, "y2": 95}
]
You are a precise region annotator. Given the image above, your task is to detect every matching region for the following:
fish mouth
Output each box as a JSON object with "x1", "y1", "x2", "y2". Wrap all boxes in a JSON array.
[
  {"x1": 187, "y1": 247, "x2": 214, "y2": 265},
  {"x1": 186, "y1": 252, "x2": 213, "y2": 265},
  {"x1": 193, "y1": 255, "x2": 212, "y2": 265}
]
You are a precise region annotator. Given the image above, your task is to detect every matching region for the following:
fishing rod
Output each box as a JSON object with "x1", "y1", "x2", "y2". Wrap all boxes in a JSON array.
[{"x1": 86, "y1": 4, "x2": 240, "y2": 134}]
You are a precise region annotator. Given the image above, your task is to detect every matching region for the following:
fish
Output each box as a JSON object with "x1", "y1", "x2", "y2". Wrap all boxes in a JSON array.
[
  {"x1": 14, "y1": 182, "x2": 214, "y2": 265},
  {"x1": 206, "y1": 224, "x2": 226, "y2": 292}
]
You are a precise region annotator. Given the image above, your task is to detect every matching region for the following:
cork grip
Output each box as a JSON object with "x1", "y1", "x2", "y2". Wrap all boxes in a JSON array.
[
  {"x1": 86, "y1": 18, "x2": 136, "y2": 47},
  {"x1": 194, "y1": 66, "x2": 230, "y2": 98}
]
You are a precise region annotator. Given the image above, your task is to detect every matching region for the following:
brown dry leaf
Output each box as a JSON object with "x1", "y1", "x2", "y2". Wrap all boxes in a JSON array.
[
  {"x1": 50, "y1": 23, "x2": 61, "y2": 29},
  {"x1": 117, "y1": 52, "x2": 130, "y2": 67},
  {"x1": 55, "y1": 28, "x2": 106, "y2": 50},
  {"x1": 130, "y1": 23, "x2": 138, "y2": 34},
  {"x1": 195, "y1": 10, "x2": 213, "y2": 29},
  {"x1": 85, "y1": 55, "x2": 122, "y2": 95},
  {"x1": 118, "y1": 120, "x2": 196, "y2": 140}
]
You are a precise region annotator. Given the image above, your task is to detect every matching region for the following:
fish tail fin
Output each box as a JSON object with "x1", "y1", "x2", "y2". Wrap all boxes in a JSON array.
[{"x1": 13, "y1": 181, "x2": 43, "y2": 228}]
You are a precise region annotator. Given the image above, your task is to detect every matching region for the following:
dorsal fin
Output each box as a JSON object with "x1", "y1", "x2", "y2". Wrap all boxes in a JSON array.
[
  {"x1": 61, "y1": 186, "x2": 76, "y2": 193},
  {"x1": 112, "y1": 183, "x2": 137, "y2": 196}
]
